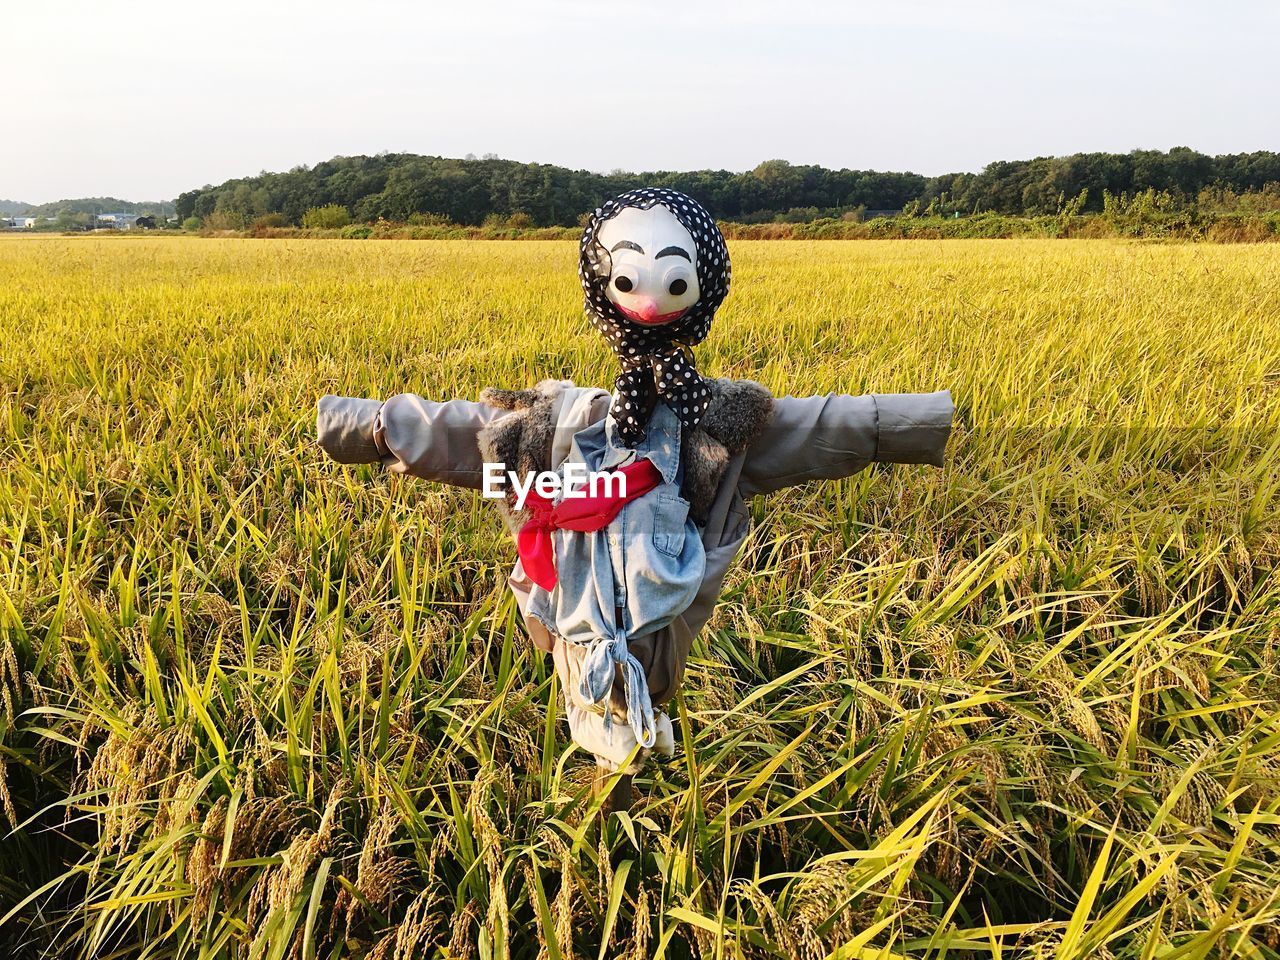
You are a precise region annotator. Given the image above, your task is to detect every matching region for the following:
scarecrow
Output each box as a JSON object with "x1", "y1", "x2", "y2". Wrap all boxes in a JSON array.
[{"x1": 318, "y1": 188, "x2": 953, "y2": 793}]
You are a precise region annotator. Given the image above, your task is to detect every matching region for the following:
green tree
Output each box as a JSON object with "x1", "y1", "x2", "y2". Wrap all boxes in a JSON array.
[
  {"x1": 54, "y1": 208, "x2": 90, "y2": 231},
  {"x1": 302, "y1": 204, "x2": 351, "y2": 229}
]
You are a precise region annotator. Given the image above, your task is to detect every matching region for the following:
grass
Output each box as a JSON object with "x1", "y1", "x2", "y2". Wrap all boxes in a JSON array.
[{"x1": 0, "y1": 235, "x2": 1278, "y2": 959}]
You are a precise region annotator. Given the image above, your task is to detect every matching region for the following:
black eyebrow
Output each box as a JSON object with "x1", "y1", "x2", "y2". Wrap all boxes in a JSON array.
[
  {"x1": 610, "y1": 240, "x2": 644, "y2": 254},
  {"x1": 655, "y1": 245, "x2": 691, "y2": 261}
]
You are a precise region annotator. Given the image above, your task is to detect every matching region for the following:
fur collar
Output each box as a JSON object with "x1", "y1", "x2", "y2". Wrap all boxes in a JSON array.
[
  {"x1": 476, "y1": 377, "x2": 774, "y2": 527},
  {"x1": 679, "y1": 378, "x2": 774, "y2": 522}
]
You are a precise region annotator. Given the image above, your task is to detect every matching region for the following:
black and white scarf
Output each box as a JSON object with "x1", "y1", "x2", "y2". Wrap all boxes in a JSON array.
[{"x1": 578, "y1": 188, "x2": 731, "y2": 447}]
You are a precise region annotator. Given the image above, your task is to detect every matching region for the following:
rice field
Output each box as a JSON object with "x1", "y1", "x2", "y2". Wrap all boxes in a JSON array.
[{"x1": 1, "y1": 235, "x2": 1279, "y2": 959}]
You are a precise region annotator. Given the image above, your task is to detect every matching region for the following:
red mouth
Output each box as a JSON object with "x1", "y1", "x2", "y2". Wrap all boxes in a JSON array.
[{"x1": 615, "y1": 304, "x2": 688, "y2": 326}]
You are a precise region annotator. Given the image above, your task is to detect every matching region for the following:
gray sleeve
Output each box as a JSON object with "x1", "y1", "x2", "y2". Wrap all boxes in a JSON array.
[
  {"x1": 739, "y1": 390, "x2": 954, "y2": 497},
  {"x1": 316, "y1": 393, "x2": 502, "y2": 490}
]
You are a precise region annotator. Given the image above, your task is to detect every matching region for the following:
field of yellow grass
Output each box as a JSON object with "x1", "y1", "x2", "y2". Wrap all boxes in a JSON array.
[{"x1": 1, "y1": 235, "x2": 1279, "y2": 958}]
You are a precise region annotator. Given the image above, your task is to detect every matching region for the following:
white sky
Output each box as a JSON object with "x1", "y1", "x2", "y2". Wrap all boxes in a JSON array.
[{"x1": 5, "y1": 0, "x2": 1278, "y2": 203}]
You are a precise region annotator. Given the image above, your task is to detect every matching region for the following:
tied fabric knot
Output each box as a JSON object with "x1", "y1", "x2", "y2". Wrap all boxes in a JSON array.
[
  {"x1": 577, "y1": 627, "x2": 656, "y2": 750},
  {"x1": 611, "y1": 342, "x2": 712, "y2": 447},
  {"x1": 516, "y1": 458, "x2": 663, "y2": 591}
]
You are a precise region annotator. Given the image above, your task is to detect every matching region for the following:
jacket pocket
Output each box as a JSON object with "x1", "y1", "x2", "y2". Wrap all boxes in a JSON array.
[{"x1": 653, "y1": 492, "x2": 691, "y2": 558}]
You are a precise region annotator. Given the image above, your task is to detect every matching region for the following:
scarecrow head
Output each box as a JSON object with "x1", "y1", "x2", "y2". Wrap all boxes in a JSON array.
[{"x1": 578, "y1": 189, "x2": 731, "y2": 445}]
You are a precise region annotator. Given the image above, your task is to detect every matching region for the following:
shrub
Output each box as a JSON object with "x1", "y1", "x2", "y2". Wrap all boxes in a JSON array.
[
  {"x1": 203, "y1": 211, "x2": 246, "y2": 231},
  {"x1": 181, "y1": 216, "x2": 202, "y2": 232},
  {"x1": 252, "y1": 213, "x2": 289, "y2": 230},
  {"x1": 246, "y1": 213, "x2": 291, "y2": 237},
  {"x1": 341, "y1": 224, "x2": 372, "y2": 239},
  {"x1": 302, "y1": 204, "x2": 351, "y2": 229},
  {"x1": 407, "y1": 212, "x2": 454, "y2": 227}
]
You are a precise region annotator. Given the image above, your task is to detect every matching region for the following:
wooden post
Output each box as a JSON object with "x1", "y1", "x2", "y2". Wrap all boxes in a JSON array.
[{"x1": 595, "y1": 770, "x2": 633, "y2": 812}]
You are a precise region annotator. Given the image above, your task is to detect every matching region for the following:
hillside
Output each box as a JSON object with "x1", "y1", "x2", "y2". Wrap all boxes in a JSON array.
[
  {"x1": 174, "y1": 147, "x2": 1280, "y2": 228},
  {"x1": 14, "y1": 197, "x2": 175, "y2": 217}
]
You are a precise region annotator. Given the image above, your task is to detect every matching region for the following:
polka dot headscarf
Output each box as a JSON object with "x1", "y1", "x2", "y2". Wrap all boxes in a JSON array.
[{"x1": 578, "y1": 188, "x2": 731, "y2": 447}]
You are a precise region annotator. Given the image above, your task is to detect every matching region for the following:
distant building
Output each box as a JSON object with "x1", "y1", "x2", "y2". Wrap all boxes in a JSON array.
[
  {"x1": 96, "y1": 213, "x2": 136, "y2": 230},
  {"x1": 5, "y1": 216, "x2": 37, "y2": 229}
]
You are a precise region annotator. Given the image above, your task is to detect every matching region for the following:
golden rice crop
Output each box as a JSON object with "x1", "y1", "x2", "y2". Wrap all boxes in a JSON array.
[{"x1": 1, "y1": 235, "x2": 1279, "y2": 959}]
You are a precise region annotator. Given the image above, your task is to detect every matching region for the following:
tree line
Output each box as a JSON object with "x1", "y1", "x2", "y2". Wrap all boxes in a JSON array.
[
  {"x1": 174, "y1": 148, "x2": 1280, "y2": 229},
  {"x1": 21, "y1": 197, "x2": 175, "y2": 217}
]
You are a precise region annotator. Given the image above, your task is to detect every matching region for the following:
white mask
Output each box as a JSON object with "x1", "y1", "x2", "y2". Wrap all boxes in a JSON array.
[{"x1": 596, "y1": 205, "x2": 701, "y2": 326}]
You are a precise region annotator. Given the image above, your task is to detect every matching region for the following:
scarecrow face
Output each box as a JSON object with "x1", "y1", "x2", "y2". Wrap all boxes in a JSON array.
[{"x1": 596, "y1": 205, "x2": 700, "y2": 326}]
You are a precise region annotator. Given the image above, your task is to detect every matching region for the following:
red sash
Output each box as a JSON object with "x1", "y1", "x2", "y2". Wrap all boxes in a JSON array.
[{"x1": 516, "y1": 458, "x2": 663, "y2": 591}]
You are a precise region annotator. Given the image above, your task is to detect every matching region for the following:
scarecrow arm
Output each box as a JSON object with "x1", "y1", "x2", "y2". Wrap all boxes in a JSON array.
[
  {"x1": 316, "y1": 393, "x2": 502, "y2": 490},
  {"x1": 738, "y1": 390, "x2": 953, "y2": 497}
]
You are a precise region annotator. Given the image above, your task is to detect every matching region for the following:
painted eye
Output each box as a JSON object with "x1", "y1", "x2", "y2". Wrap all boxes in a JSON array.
[
  {"x1": 614, "y1": 275, "x2": 633, "y2": 293},
  {"x1": 661, "y1": 264, "x2": 697, "y2": 302}
]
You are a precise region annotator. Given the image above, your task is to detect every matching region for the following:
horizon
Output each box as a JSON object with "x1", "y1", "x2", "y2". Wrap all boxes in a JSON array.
[
  {"x1": 4, "y1": 142, "x2": 1274, "y2": 209},
  {"x1": 6, "y1": 0, "x2": 1277, "y2": 204}
]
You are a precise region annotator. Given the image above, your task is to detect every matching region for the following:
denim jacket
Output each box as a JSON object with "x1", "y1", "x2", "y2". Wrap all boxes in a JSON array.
[{"x1": 526, "y1": 400, "x2": 704, "y2": 749}]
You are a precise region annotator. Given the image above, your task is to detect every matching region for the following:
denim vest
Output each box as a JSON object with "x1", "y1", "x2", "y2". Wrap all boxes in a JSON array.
[{"x1": 526, "y1": 400, "x2": 706, "y2": 748}]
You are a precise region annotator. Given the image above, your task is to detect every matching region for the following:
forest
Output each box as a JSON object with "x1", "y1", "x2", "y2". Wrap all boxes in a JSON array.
[{"x1": 173, "y1": 147, "x2": 1280, "y2": 229}]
